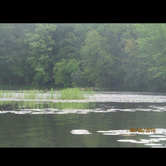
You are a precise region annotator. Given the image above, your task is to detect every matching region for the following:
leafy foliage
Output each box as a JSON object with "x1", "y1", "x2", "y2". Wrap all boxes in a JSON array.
[
  {"x1": 81, "y1": 30, "x2": 113, "y2": 87},
  {"x1": 53, "y1": 59, "x2": 79, "y2": 88},
  {"x1": 1, "y1": 23, "x2": 166, "y2": 92}
]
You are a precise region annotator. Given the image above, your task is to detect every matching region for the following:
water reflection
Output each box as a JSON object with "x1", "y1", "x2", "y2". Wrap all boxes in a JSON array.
[
  {"x1": 1, "y1": 92, "x2": 166, "y2": 147},
  {"x1": 0, "y1": 100, "x2": 96, "y2": 111},
  {"x1": 1, "y1": 100, "x2": 166, "y2": 115}
]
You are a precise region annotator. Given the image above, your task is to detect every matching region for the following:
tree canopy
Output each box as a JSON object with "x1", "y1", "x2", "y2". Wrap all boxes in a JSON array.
[{"x1": 0, "y1": 23, "x2": 166, "y2": 92}]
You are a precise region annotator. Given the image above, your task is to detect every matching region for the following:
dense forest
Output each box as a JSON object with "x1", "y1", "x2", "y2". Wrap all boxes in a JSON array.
[{"x1": 0, "y1": 23, "x2": 166, "y2": 92}]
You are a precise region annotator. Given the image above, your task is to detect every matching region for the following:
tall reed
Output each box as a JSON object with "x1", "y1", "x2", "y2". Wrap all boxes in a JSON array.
[
  {"x1": 57, "y1": 88, "x2": 94, "y2": 100},
  {"x1": 0, "y1": 88, "x2": 94, "y2": 100},
  {"x1": 0, "y1": 91, "x2": 4, "y2": 98},
  {"x1": 55, "y1": 102, "x2": 94, "y2": 109},
  {"x1": 51, "y1": 88, "x2": 54, "y2": 99}
]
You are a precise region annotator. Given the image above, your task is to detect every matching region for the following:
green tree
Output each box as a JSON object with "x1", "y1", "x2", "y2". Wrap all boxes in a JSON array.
[
  {"x1": 0, "y1": 24, "x2": 16, "y2": 86},
  {"x1": 26, "y1": 24, "x2": 56, "y2": 86},
  {"x1": 81, "y1": 29, "x2": 113, "y2": 88},
  {"x1": 104, "y1": 24, "x2": 127, "y2": 88},
  {"x1": 135, "y1": 24, "x2": 166, "y2": 91},
  {"x1": 53, "y1": 59, "x2": 79, "y2": 88},
  {"x1": 120, "y1": 24, "x2": 143, "y2": 89},
  {"x1": 11, "y1": 24, "x2": 37, "y2": 86}
]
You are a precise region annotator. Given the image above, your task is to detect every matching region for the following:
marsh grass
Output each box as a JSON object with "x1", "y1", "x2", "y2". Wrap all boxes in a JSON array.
[
  {"x1": 0, "y1": 100, "x2": 96, "y2": 110},
  {"x1": 51, "y1": 88, "x2": 54, "y2": 99},
  {"x1": 55, "y1": 102, "x2": 96, "y2": 109},
  {"x1": 0, "y1": 91, "x2": 14, "y2": 98},
  {"x1": 57, "y1": 88, "x2": 94, "y2": 100},
  {"x1": 29, "y1": 90, "x2": 36, "y2": 99},
  {"x1": 22, "y1": 89, "x2": 45, "y2": 100},
  {"x1": 39, "y1": 90, "x2": 45, "y2": 100},
  {"x1": 5, "y1": 91, "x2": 9, "y2": 98},
  {"x1": 18, "y1": 90, "x2": 22, "y2": 99},
  {"x1": 0, "y1": 91, "x2": 4, "y2": 98},
  {"x1": 24, "y1": 91, "x2": 29, "y2": 99},
  {"x1": 36, "y1": 89, "x2": 39, "y2": 99},
  {"x1": 0, "y1": 87, "x2": 94, "y2": 100},
  {"x1": 13, "y1": 91, "x2": 16, "y2": 98}
]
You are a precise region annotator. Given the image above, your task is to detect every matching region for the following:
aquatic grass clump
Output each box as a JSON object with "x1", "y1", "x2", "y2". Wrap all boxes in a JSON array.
[
  {"x1": 24, "y1": 91, "x2": 29, "y2": 99},
  {"x1": 24, "y1": 89, "x2": 42, "y2": 99},
  {"x1": 0, "y1": 88, "x2": 94, "y2": 100},
  {"x1": 50, "y1": 88, "x2": 54, "y2": 99},
  {"x1": 57, "y1": 88, "x2": 88, "y2": 100},
  {"x1": 0, "y1": 91, "x2": 4, "y2": 98},
  {"x1": 0, "y1": 100, "x2": 96, "y2": 110},
  {"x1": 55, "y1": 102, "x2": 96, "y2": 109},
  {"x1": 0, "y1": 90, "x2": 13, "y2": 98},
  {"x1": 28, "y1": 89, "x2": 36, "y2": 99}
]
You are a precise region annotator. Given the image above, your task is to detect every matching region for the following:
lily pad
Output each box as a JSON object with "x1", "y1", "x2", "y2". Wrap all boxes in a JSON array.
[
  {"x1": 149, "y1": 135, "x2": 165, "y2": 138},
  {"x1": 117, "y1": 139, "x2": 137, "y2": 143},
  {"x1": 158, "y1": 138, "x2": 166, "y2": 140},
  {"x1": 70, "y1": 129, "x2": 92, "y2": 135},
  {"x1": 119, "y1": 134, "x2": 136, "y2": 136},
  {"x1": 144, "y1": 143, "x2": 162, "y2": 146},
  {"x1": 102, "y1": 133, "x2": 119, "y2": 135}
]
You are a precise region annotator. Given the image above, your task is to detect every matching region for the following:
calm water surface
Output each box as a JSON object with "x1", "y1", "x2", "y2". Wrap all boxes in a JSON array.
[{"x1": 1, "y1": 91, "x2": 166, "y2": 147}]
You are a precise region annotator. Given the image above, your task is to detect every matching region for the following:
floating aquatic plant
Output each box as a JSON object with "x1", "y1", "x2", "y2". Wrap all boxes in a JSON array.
[{"x1": 70, "y1": 129, "x2": 92, "y2": 135}]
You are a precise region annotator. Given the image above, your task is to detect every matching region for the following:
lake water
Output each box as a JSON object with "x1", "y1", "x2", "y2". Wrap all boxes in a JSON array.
[{"x1": 1, "y1": 91, "x2": 166, "y2": 147}]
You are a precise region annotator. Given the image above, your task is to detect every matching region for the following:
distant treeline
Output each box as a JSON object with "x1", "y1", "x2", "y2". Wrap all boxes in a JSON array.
[{"x1": 0, "y1": 23, "x2": 166, "y2": 91}]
